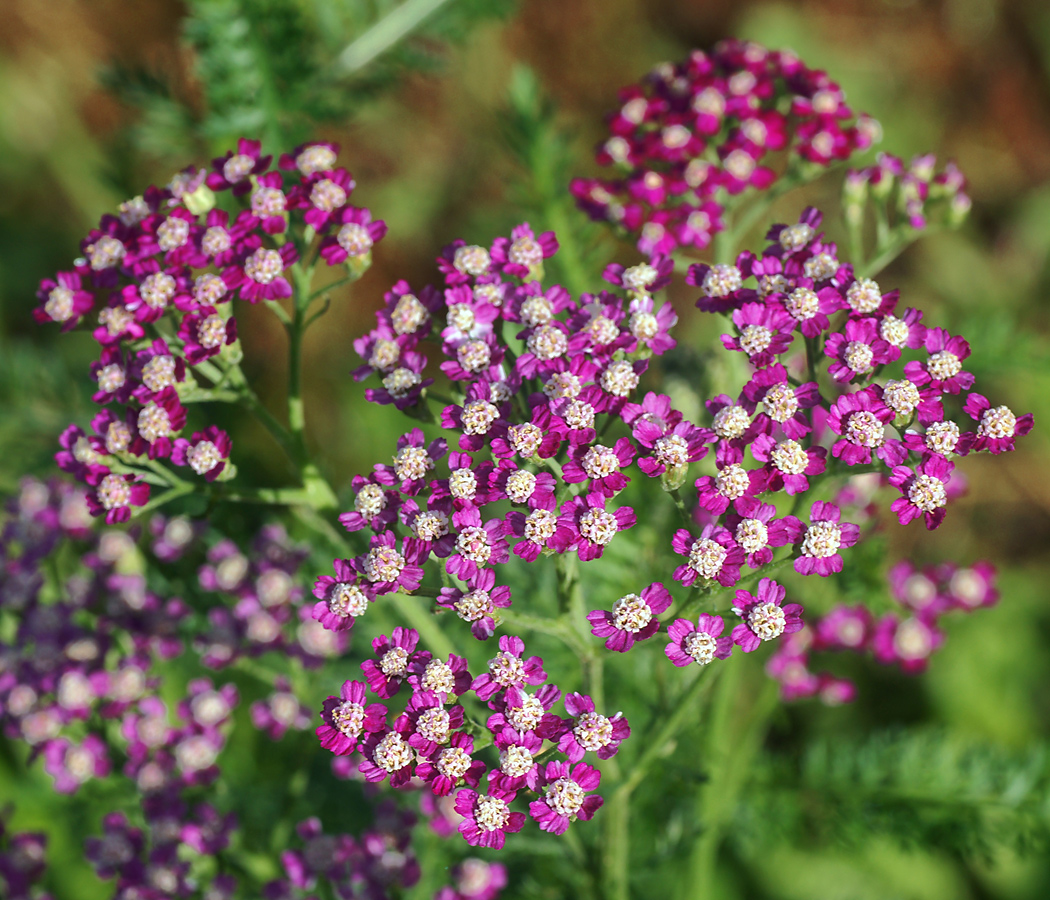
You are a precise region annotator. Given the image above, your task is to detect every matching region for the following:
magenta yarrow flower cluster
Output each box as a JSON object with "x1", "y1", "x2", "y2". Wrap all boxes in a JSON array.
[
  {"x1": 571, "y1": 39, "x2": 879, "y2": 255},
  {"x1": 35, "y1": 139, "x2": 386, "y2": 522},
  {"x1": 316, "y1": 628, "x2": 632, "y2": 848}
]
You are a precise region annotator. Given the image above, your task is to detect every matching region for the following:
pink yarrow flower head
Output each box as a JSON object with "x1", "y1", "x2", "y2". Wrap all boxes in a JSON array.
[
  {"x1": 361, "y1": 627, "x2": 421, "y2": 698},
  {"x1": 904, "y1": 327, "x2": 974, "y2": 394},
  {"x1": 85, "y1": 470, "x2": 150, "y2": 524},
  {"x1": 793, "y1": 501, "x2": 860, "y2": 576},
  {"x1": 320, "y1": 206, "x2": 388, "y2": 266},
  {"x1": 471, "y1": 635, "x2": 547, "y2": 703},
  {"x1": 489, "y1": 222, "x2": 558, "y2": 280},
  {"x1": 723, "y1": 301, "x2": 795, "y2": 368},
  {"x1": 374, "y1": 428, "x2": 448, "y2": 495},
  {"x1": 824, "y1": 317, "x2": 896, "y2": 383},
  {"x1": 529, "y1": 761, "x2": 603, "y2": 835},
  {"x1": 742, "y1": 364, "x2": 821, "y2": 441},
  {"x1": 586, "y1": 582, "x2": 672, "y2": 652},
  {"x1": 446, "y1": 507, "x2": 510, "y2": 581},
  {"x1": 34, "y1": 271, "x2": 94, "y2": 330},
  {"x1": 962, "y1": 393, "x2": 1033, "y2": 455},
  {"x1": 725, "y1": 497, "x2": 802, "y2": 569},
  {"x1": 665, "y1": 614, "x2": 734, "y2": 666},
  {"x1": 207, "y1": 137, "x2": 271, "y2": 195},
  {"x1": 311, "y1": 558, "x2": 373, "y2": 632},
  {"x1": 826, "y1": 386, "x2": 907, "y2": 467},
  {"x1": 549, "y1": 492, "x2": 637, "y2": 562},
  {"x1": 437, "y1": 567, "x2": 512, "y2": 641},
  {"x1": 316, "y1": 680, "x2": 386, "y2": 756},
  {"x1": 171, "y1": 426, "x2": 232, "y2": 481},
  {"x1": 359, "y1": 728, "x2": 415, "y2": 787},
  {"x1": 178, "y1": 305, "x2": 238, "y2": 365},
  {"x1": 224, "y1": 241, "x2": 297, "y2": 303},
  {"x1": 672, "y1": 524, "x2": 743, "y2": 587},
  {"x1": 359, "y1": 531, "x2": 426, "y2": 595},
  {"x1": 487, "y1": 727, "x2": 543, "y2": 792},
  {"x1": 454, "y1": 787, "x2": 526, "y2": 849},
  {"x1": 889, "y1": 455, "x2": 954, "y2": 529},
  {"x1": 731, "y1": 578, "x2": 803, "y2": 652},
  {"x1": 550, "y1": 692, "x2": 630, "y2": 763},
  {"x1": 415, "y1": 731, "x2": 486, "y2": 796},
  {"x1": 750, "y1": 434, "x2": 826, "y2": 495}
]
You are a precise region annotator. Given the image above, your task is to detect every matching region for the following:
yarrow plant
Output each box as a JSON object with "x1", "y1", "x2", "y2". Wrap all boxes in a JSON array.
[{"x1": 9, "y1": 36, "x2": 1035, "y2": 900}]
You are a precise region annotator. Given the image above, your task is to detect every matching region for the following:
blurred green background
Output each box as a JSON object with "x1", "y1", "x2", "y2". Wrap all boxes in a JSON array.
[{"x1": 2, "y1": 0, "x2": 1050, "y2": 898}]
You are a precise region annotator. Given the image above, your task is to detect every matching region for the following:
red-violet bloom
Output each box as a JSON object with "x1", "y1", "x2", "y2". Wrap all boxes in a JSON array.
[
  {"x1": 962, "y1": 393, "x2": 1033, "y2": 455},
  {"x1": 316, "y1": 680, "x2": 387, "y2": 756},
  {"x1": 665, "y1": 614, "x2": 734, "y2": 666},
  {"x1": 441, "y1": 384, "x2": 509, "y2": 453},
  {"x1": 396, "y1": 690, "x2": 464, "y2": 757},
  {"x1": 359, "y1": 729, "x2": 416, "y2": 787},
  {"x1": 672, "y1": 524, "x2": 744, "y2": 587},
  {"x1": 278, "y1": 140, "x2": 340, "y2": 174},
  {"x1": 813, "y1": 605, "x2": 873, "y2": 651},
  {"x1": 725, "y1": 497, "x2": 802, "y2": 568},
  {"x1": 196, "y1": 208, "x2": 249, "y2": 269},
  {"x1": 587, "y1": 582, "x2": 672, "y2": 652},
  {"x1": 688, "y1": 261, "x2": 755, "y2": 314},
  {"x1": 42, "y1": 734, "x2": 111, "y2": 794},
  {"x1": 549, "y1": 493, "x2": 636, "y2": 562},
  {"x1": 224, "y1": 241, "x2": 297, "y2": 303},
  {"x1": 207, "y1": 138, "x2": 272, "y2": 195},
  {"x1": 319, "y1": 206, "x2": 388, "y2": 266},
  {"x1": 340, "y1": 474, "x2": 401, "y2": 533},
  {"x1": 373, "y1": 428, "x2": 447, "y2": 495},
  {"x1": 132, "y1": 338, "x2": 187, "y2": 401},
  {"x1": 731, "y1": 578, "x2": 803, "y2": 652},
  {"x1": 902, "y1": 418, "x2": 970, "y2": 461},
  {"x1": 401, "y1": 496, "x2": 455, "y2": 558},
  {"x1": 742, "y1": 365, "x2": 820, "y2": 440},
  {"x1": 93, "y1": 301, "x2": 145, "y2": 346},
  {"x1": 178, "y1": 305, "x2": 238, "y2": 365},
  {"x1": 503, "y1": 507, "x2": 561, "y2": 562},
  {"x1": 871, "y1": 613, "x2": 944, "y2": 673},
  {"x1": 416, "y1": 732, "x2": 486, "y2": 796},
  {"x1": 603, "y1": 255, "x2": 674, "y2": 296},
  {"x1": 623, "y1": 293, "x2": 678, "y2": 355},
  {"x1": 407, "y1": 653, "x2": 473, "y2": 699},
  {"x1": 633, "y1": 416, "x2": 713, "y2": 478},
  {"x1": 695, "y1": 459, "x2": 758, "y2": 514},
  {"x1": 794, "y1": 501, "x2": 859, "y2": 576},
  {"x1": 251, "y1": 678, "x2": 310, "y2": 740},
  {"x1": 827, "y1": 386, "x2": 906, "y2": 467},
  {"x1": 365, "y1": 351, "x2": 433, "y2": 410},
  {"x1": 490, "y1": 461, "x2": 557, "y2": 510},
  {"x1": 889, "y1": 455, "x2": 953, "y2": 529},
  {"x1": 84, "y1": 812, "x2": 145, "y2": 880},
  {"x1": 34, "y1": 271, "x2": 94, "y2": 329},
  {"x1": 488, "y1": 727, "x2": 544, "y2": 792},
  {"x1": 311, "y1": 558, "x2": 373, "y2": 632},
  {"x1": 90, "y1": 346, "x2": 132, "y2": 405},
  {"x1": 903, "y1": 327, "x2": 974, "y2": 394},
  {"x1": 561, "y1": 438, "x2": 635, "y2": 497},
  {"x1": 439, "y1": 859, "x2": 508, "y2": 900},
  {"x1": 750, "y1": 434, "x2": 826, "y2": 495},
  {"x1": 294, "y1": 167, "x2": 355, "y2": 231},
  {"x1": 171, "y1": 426, "x2": 232, "y2": 481},
  {"x1": 446, "y1": 508, "x2": 509, "y2": 581},
  {"x1": 488, "y1": 684, "x2": 563, "y2": 738},
  {"x1": 490, "y1": 222, "x2": 558, "y2": 280},
  {"x1": 131, "y1": 385, "x2": 186, "y2": 459},
  {"x1": 529, "y1": 761, "x2": 603, "y2": 835},
  {"x1": 454, "y1": 788, "x2": 526, "y2": 849},
  {"x1": 549, "y1": 692, "x2": 630, "y2": 763},
  {"x1": 824, "y1": 317, "x2": 895, "y2": 383},
  {"x1": 361, "y1": 627, "x2": 421, "y2": 698},
  {"x1": 722, "y1": 302, "x2": 795, "y2": 368},
  {"x1": 85, "y1": 470, "x2": 150, "y2": 524},
  {"x1": 434, "y1": 562, "x2": 512, "y2": 638},
  {"x1": 470, "y1": 635, "x2": 546, "y2": 703}
]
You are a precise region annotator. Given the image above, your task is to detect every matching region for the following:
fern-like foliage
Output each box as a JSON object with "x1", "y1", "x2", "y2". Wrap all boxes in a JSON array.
[
  {"x1": 733, "y1": 729, "x2": 1050, "y2": 860},
  {"x1": 101, "y1": 0, "x2": 517, "y2": 160}
]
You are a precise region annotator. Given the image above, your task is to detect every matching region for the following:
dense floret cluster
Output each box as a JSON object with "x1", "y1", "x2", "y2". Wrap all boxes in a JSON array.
[{"x1": 571, "y1": 38, "x2": 879, "y2": 254}]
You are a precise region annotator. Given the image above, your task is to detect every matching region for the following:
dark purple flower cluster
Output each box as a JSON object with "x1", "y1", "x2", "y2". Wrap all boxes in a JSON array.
[
  {"x1": 35, "y1": 139, "x2": 387, "y2": 522},
  {"x1": 766, "y1": 559, "x2": 999, "y2": 703},
  {"x1": 689, "y1": 206, "x2": 1033, "y2": 532},
  {"x1": 570, "y1": 39, "x2": 879, "y2": 255},
  {"x1": 316, "y1": 628, "x2": 627, "y2": 848},
  {"x1": 0, "y1": 820, "x2": 52, "y2": 900}
]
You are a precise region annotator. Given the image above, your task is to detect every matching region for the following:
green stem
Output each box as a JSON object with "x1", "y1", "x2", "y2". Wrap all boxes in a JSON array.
[
  {"x1": 335, "y1": 0, "x2": 455, "y2": 74},
  {"x1": 133, "y1": 481, "x2": 195, "y2": 517}
]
